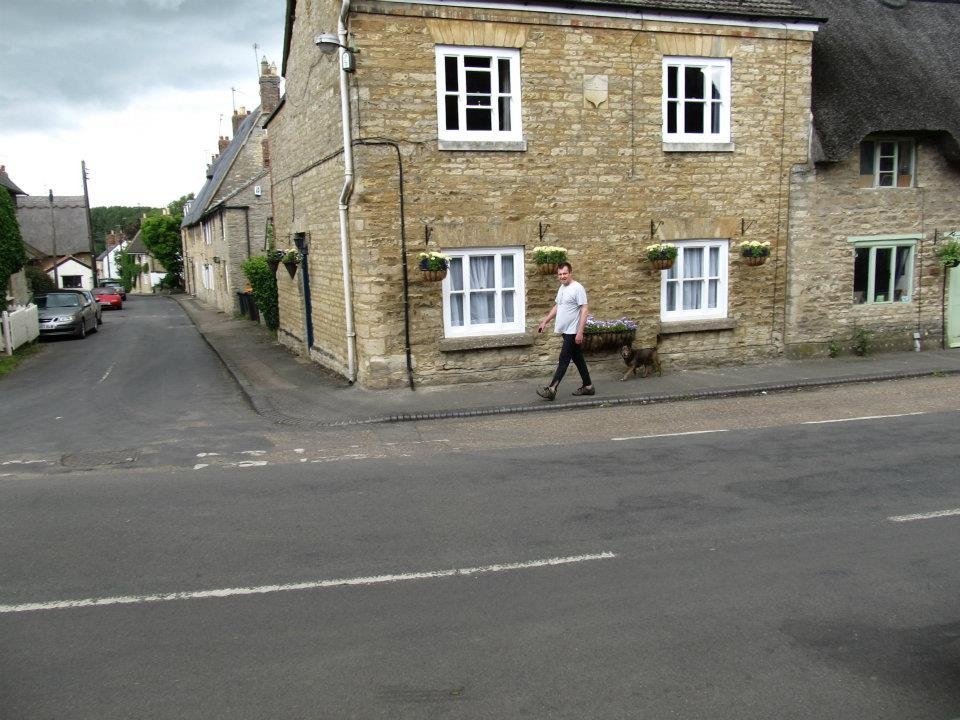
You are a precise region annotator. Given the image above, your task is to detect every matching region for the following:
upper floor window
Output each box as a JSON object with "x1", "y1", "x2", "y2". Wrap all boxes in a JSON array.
[
  {"x1": 859, "y1": 139, "x2": 915, "y2": 188},
  {"x1": 435, "y1": 46, "x2": 523, "y2": 147},
  {"x1": 662, "y1": 57, "x2": 731, "y2": 146},
  {"x1": 851, "y1": 237, "x2": 916, "y2": 304},
  {"x1": 202, "y1": 219, "x2": 213, "y2": 245},
  {"x1": 442, "y1": 247, "x2": 525, "y2": 337},
  {"x1": 660, "y1": 240, "x2": 729, "y2": 321}
]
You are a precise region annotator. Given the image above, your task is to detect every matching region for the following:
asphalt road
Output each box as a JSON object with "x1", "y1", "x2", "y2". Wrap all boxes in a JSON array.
[{"x1": 1, "y1": 297, "x2": 959, "y2": 719}]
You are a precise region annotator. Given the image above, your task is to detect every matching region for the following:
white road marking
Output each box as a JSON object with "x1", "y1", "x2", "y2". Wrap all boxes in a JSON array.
[
  {"x1": 240, "y1": 450, "x2": 267, "y2": 456},
  {"x1": 193, "y1": 464, "x2": 209, "y2": 470},
  {"x1": 98, "y1": 364, "x2": 115, "y2": 384},
  {"x1": 196, "y1": 452, "x2": 220, "y2": 458},
  {"x1": 612, "y1": 429, "x2": 729, "y2": 442},
  {"x1": 230, "y1": 460, "x2": 269, "y2": 468},
  {"x1": 888, "y1": 508, "x2": 960, "y2": 523},
  {"x1": 804, "y1": 412, "x2": 925, "y2": 425},
  {"x1": 0, "y1": 552, "x2": 618, "y2": 614},
  {"x1": 1, "y1": 459, "x2": 49, "y2": 466}
]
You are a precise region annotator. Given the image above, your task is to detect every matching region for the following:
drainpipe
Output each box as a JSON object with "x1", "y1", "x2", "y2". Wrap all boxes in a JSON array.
[{"x1": 336, "y1": 0, "x2": 357, "y2": 383}]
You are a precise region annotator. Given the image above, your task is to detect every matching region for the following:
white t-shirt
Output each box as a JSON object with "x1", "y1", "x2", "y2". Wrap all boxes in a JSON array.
[{"x1": 554, "y1": 280, "x2": 587, "y2": 334}]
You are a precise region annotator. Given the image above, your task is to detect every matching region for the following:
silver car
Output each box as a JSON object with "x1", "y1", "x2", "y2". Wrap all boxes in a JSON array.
[{"x1": 36, "y1": 292, "x2": 99, "y2": 339}]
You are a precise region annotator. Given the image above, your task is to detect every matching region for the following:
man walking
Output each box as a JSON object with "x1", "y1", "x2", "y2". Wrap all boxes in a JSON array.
[{"x1": 536, "y1": 261, "x2": 595, "y2": 400}]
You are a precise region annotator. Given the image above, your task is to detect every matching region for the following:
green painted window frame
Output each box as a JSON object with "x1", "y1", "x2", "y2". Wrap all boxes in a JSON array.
[{"x1": 847, "y1": 234, "x2": 919, "y2": 305}]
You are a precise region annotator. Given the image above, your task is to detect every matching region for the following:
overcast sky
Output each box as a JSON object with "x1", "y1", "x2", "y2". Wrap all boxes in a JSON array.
[{"x1": 0, "y1": 0, "x2": 285, "y2": 208}]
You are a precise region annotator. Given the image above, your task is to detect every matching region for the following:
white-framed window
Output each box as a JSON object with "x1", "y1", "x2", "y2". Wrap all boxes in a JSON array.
[
  {"x1": 850, "y1": 236, "x2": 916, "y2": 304},
  {"x1": 662, "y1": 57, "x2": 731, "y2": 145},
  {"x1": 435, "y1": 46, "x2": 522, "y2": 144},
  {"x1": 201, "y1": 262, "x2": 214, "y2": 291},
  {"x1": 660, "y1": 240, "x2": 729, "y2": 321},
  {"x1": 442, "y1": 247, "x2": 525, "y2": 337},
  {"x1": 859, "y1": 138, "x2": 915, "y2": 188},
  {"x1": 202, "y1": 219, "x2": 213, "y2": 245}
]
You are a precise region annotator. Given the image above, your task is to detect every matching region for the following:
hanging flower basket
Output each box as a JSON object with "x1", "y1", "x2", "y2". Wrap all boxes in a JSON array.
[
  {"x1": 532, "y1": 246, "x2": 567, "y2": 275},
  {"x1": 739, "y1": 240, "x2": 771, "y2": 267},
  {"x1": 266, "y1": 249, "x2": 283, "y2": 274},
  {"x1": 418, "y1": 251, "x2": 450, "y2": 282},
  {"x1": 646, "y1": 243, "x2": 677, "y2": 271},
  {"x1": 421, "y1": 269, "x2": 447, "y2": 282},
  {"x1": 281, "y1": 250, "x2": 302, "y2": 278}
]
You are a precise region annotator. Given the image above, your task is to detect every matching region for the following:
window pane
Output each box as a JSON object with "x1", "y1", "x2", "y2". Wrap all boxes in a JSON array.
[
  {"x1": 445, "y1": 96, "x2": 459, "y2": 130},
  {"x1": 873, "y1": 247, "x2": 892, "y2": 301},
  {"x1": 501, "y1": 255, "x2": 514, "y2": 288},
  {"x1": 498, "y1": 59, "x2": 511, "y2": 93},
  {"x1": 449, "y1": 257, "x2": 463, "y2": 291},
  {"x1": 684, "y1": 101, "x2": 704, "y2": 133},
  {"x1": 470, "y1": 292, "x2": 495, "y2": 324},
  {"x1": 498, "y1": 97, "x2": 511, "y2": 132},
  {"x1": 666, "y1": 281, "x2": 677, "y2": 311},
  {"x1": 684, "y1": 67, "x2": 704, "y2": 99},
  {"x1": 708, "y1": 279, "x2": 718, "y2": 308},
  {"x1": 894, "y1": 246, "x2": 911, "y2": 301},
  {"x1": 502, "y1": 290, "x2": 514, "y2": 323},
  {"x1": 466, "y1": 108, "x2": 492, "y2": 131},
  {"x1": 464, "y1": 56, "x2": 490, "y2": 68},
  {"x1": 859, "y1": 142, "x2": 875, "y2": 175},
  {"x1": 667, "y1": 66, "x2": 678, "y2": 98},
  {"x1": 465, "y1": 69, "x2": 491, "y2": 95},
  {"x1": 709, "y1": 247, "x2": 720, "y2": 275},
  {"x1": 470, "y1": 256, "x2": 495, "y2": 289},
  {"x1": 853, "y1": 247, "x2": 868, "y2": 303},
  {"x1": 711, "y1": 101, "x2": 720, "y2": 134},
  {"x1": 684, "y1": 248, "x2": 703, "y2": 278},
  {"x1": 444, "y1": 57, "x2": 458, "y2": 92},
  {"x1": 682, "y1": 280, "x2": 702, "y2": 310},
  {"x1": 667, "y1": 102, "x2": 677, "y2": 134},
  {"x1": 466, "y1": 93, "x2": 490, "y2": 108},
  {"x1": 450, "y1": 295, "x2": 464, "y2": 326}
]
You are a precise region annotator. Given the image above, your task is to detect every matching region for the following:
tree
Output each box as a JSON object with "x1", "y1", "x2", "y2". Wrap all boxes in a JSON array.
[
  {"x1": 166, "y1": 193, "x2": 194, "y2": 219},
  {"x1": 89, "y1": 205, "x2": 154, "y2": 254},
  {"x1": 25, "y1": 265, "x2": 54, "y2": 295},
  {"x1": 118, "y1": 251, "x2": 140, "y2": 293},
  {"x1": 0, "y1": 191, "x2": 27, "y2": 303},
  {"x1": 141, "y1": 213, "x2": 184, "y2": 288}
]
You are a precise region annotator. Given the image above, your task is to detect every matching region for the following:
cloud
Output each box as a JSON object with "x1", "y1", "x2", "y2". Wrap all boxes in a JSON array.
[{"x1": 1, "y1": 0, "x2": 284, "y2": 206}]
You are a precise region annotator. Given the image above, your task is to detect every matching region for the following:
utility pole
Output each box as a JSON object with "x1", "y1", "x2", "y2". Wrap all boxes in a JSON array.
[
  {"x1": 48, "y1": 190, "x2": 59, "y2": 289},
  {"x1": 82, "y1": 160, "x2": 97, "y2": 288}
]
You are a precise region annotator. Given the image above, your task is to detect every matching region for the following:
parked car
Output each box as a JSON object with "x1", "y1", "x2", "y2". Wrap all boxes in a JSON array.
[
  {"x1": 91, "y1": 286, "x2": 123, "y2": 310},
  {"x1": 98, "y1": 279, "x2": 127, "y2": 300},
  {"x1": 56, "y1": 288, "x2": 102, "y2": 326},
  {"x1": 36, "y1": 292, "x2": 99, "y2": 339}
]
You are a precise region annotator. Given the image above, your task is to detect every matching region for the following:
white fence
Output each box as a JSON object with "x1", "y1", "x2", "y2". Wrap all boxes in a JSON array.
[{"x1": 2, "y1": 304, "x2": 39, "y2": 355}]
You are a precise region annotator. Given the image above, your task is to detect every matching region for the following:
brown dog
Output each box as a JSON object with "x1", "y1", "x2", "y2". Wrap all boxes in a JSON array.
[{"x1": 620, "y1": 343, "x2": 661, "y2": 380}]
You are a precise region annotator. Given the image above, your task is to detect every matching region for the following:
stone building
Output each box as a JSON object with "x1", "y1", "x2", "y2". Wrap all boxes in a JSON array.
[
  {"x1": 268, "y1": 0, "x2": 820, "y2": 388},
  {"x1": 786, "y1": 0, "x2": 960, "y2": 356},
  {"x1": 181, "y1": 57, "x2": 280, "y2": 314}
]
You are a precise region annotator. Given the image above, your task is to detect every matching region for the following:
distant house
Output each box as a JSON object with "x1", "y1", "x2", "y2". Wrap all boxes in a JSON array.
[
  {"x1": 786, "y1": 0, "x2": 960, "y2": 354},
  {"x1": 181, "y1": 57, "x2": 279, "y2": 314},
  {"x1": 125, "y1": 229, "x2": 165, "y2": 294},
  {"x1": 16, "y1": 194, "x2": 94, "y2": 290},
  {"x1": 96, "y1": 230, "x2": 128, "y2": 281}
]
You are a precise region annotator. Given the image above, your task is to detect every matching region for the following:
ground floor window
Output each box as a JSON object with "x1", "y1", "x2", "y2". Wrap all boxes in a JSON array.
[
  {"x1": 61, "y1": 275, "x2": 82, "y2": 288},
  {"x1": 660, "y1": 240, "x2": 728, "y2": 321},
  {"x1": 850, "y1": 237, "x2": 916, "y2": 304},
  {"x1": 442, "y1": 247, "x2": 525, "y2": 337}
]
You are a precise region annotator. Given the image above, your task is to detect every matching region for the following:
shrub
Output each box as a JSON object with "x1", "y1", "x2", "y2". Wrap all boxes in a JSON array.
[
  {"x1": 935, "y1": 238, "x2": 960, "y2": 268},
  {"x1": 242, "y1": 255, "x2": 279, "y2": 330},
  {"x1": 25, "y1": 265, "x2": 55, "y2": 295}
]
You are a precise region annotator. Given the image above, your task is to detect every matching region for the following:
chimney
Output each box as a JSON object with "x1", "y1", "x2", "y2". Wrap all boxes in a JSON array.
[
  {"x1": 105, "y1": 231, "x2": 124, "y2": 249},
  {"x1": 232, "y1": 106, "x2": 250, "y2": 134},
  {"x1": 218, "y1": 135, "x2": 230, "y2": 154},
  {"x1": 259, "y1": 56, "x2": 281, "y2": 116},
  {"x1": 261, "y1": 136, "x2": 271, "y2": 168}
]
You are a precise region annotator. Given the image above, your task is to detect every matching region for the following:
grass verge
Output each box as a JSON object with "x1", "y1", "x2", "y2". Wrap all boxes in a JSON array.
[{"x1": 0, "y1": 341, "x2": 42, "y2": 378}]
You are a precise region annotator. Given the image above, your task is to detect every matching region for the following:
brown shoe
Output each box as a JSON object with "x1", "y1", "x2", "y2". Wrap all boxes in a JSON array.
[
  {"x1": 572, "y1": 386, "x2": 595, "y2": 396},
  {"x1": 537, "y1": 386, "x2": 556, "y2": 401}
]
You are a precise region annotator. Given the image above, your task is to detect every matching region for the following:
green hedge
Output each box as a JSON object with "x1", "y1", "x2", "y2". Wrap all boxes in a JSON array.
[{"x1": 242, "y1": 255, "x2": 279, "y2": 330}]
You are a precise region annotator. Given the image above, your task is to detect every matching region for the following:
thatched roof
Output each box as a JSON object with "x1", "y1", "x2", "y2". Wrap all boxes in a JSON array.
[
  {"x1": 802, "y1": 0, "x2": 960, "y2": 163},
  {"x1": 0, "y1": 166, "x2": 25, "y2": 197},
  {"x1": 15, "y1": 196, "x2": 91, "y2": 257}
]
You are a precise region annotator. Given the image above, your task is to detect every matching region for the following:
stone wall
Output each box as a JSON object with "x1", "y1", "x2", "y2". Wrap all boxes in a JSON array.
[
  {"x1": 786, "y1": 138, "x2": 960, "y2": 356},
  {"x1": 271, "y1": 1, "x2": 815, "y2": 387}
]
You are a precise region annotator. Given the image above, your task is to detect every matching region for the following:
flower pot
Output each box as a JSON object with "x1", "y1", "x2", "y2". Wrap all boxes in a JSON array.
[
  {"x1": 421, "y1": 269, "x2": 447, "y2": 282},
  {"x1": 743, "y1": 255, "x2": 767, "y2": 267},
  {"x1": 267, "y1": 260, "x2": 280, "y2": 274},
  {"x1": 650, "y1": 258, "x2": 674, "y2": 271},
  {"x1": 283, "y1": 261, "x2": 299, "y2": 278},
  {"x1": 537, "y1": 262, "x2": 559, "y2": 275}
]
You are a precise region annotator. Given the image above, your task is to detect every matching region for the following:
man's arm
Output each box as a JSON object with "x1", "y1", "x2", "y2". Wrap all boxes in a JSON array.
[
  {"x1": 538, "y1": 304, "x2": 558, "y2": 333},
  {"x1": 575, "y1": 303, "x2": 589, "y2": 344}
]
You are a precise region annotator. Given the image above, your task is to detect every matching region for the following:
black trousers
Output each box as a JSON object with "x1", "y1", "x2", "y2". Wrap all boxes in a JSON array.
[{"x1": 550, "y1": 333, "x2": 592, "y2": 388}]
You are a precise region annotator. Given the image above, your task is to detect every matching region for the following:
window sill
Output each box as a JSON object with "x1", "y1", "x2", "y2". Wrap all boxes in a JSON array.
[
  {"x1": 438, "y1": 332, "x2": 535, "y2": 352},
  {"x1": 662, "y1": 142, "x2": 735, "y2": 153},
  {"x1": 438, "y1": 139, "x2": 528, "y2": 152},
  {"x1": 660, "y1": 318, "x2": 737, "y2": 335}
]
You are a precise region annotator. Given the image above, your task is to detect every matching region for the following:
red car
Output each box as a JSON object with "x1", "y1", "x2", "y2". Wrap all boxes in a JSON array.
[{"x1": 91, "y1": 286, "x2": 123, "y2": 310}]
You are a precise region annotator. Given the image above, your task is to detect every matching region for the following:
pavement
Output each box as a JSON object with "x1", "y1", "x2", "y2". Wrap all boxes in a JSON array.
[{"x1": 171, "y1": 294, "x2": 960, "y2": 428}]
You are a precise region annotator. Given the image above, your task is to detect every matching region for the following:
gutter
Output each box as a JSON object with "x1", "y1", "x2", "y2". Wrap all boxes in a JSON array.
[{"x1": 336, "y1": 0, "x2": 358, "y2": 383}]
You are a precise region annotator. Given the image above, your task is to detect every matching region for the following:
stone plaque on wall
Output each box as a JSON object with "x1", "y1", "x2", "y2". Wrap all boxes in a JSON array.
[{"x1": 583, "y1": 74, "x2": 608, "y2": 108}]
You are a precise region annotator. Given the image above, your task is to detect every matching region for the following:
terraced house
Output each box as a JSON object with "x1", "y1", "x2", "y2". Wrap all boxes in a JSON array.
[
  {"x1": 268, "y1": 0, "x2": 820, "y2": 388},
  {"x1": 785, "y1": 0, "x2": 960, "y2": 356}
]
